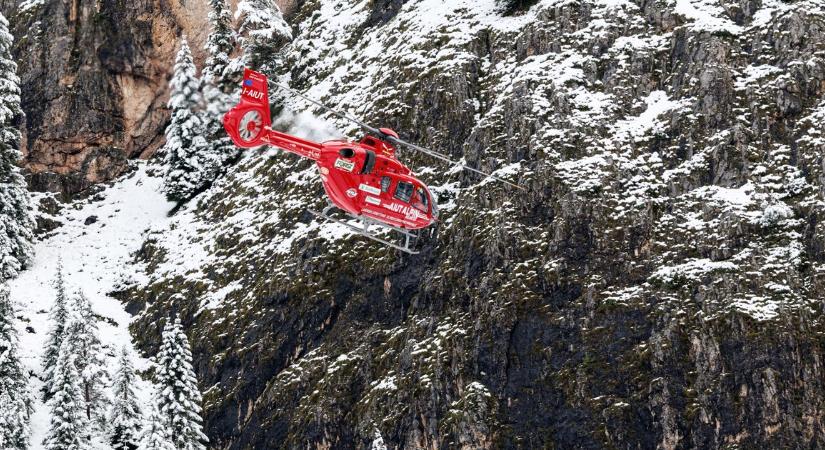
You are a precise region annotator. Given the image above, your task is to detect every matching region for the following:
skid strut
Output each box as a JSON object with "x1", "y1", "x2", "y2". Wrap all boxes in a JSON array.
[{"x1": 309, "y1": 206, "x2": 421, "y2": 254}]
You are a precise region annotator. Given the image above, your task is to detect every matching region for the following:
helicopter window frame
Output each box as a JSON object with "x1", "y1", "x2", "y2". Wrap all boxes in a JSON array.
[
  {"x1": 381, "y1": 176, "x2": 392, "y2": 193},
  {"x1": 428, "y1": 187, "x2": 439, "y2": 217},
  {"x1": 394, "y1": 181, "x2": 414, "y2": 203}
]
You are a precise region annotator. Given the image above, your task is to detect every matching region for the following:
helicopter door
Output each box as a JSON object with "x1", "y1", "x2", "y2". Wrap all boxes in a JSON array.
[{"x1": 361, "y1": 150, "x2": 376, "y2": 174}]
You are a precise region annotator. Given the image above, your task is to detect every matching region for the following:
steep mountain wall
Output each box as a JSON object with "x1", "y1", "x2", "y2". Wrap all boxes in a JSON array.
[
  {"x1": 1, "y1": 0, "x2": 213, "y2": 197},
  {"x1": 115, "y1": 0, "x2": 825, "y2": 448}
]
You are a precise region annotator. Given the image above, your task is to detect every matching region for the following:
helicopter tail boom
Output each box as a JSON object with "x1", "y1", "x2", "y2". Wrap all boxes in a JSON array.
[{"x1": 264, "y1": 129, "x2": 322, "y2": 161}]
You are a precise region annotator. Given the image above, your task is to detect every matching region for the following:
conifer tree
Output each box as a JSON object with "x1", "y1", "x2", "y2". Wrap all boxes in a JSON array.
[
  {"x1": 64, "y1": 292, "x2": 109, "y2": 432},
  {"x1": 203, "y1": 0, "x2": 238, "y2": 95},
  {"x1": 155, "y1": 317, "x2": 208, "y2": 450},
  {"x1": 136, "y1": 403, "x2": 175, "y2": 450},
  {"x1": 199, "y1": 0, "x2": 242, "y2": 196},
  {"x1": 42, "y1": 262, "x2": 69, "y2": 397},
  {"x1": 0, "y1": 12, "x2": 34, "y2": 281},
  {"x1": 236, "y1": 0, "x2": 292, "y2": 73},
  {"x1": 0, "y1": 284, "x2": 31, "y2": 449},
  {"x1": 162, "y1": 38, "x2": 212, "y2": 202},
  {"x1": 109, "y1": 346, "x2": 142, "y2": 450},
  {"x1": 44, "y1": 340, "x2": 90, "y2": 450}
]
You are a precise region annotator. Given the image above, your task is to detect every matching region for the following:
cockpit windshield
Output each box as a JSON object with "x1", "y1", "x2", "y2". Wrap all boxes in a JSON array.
[
  {"x1": 394, "y1": 180, "x2": 436, "y2": 217},
  {"x1": 411, "y1": 187, "x2": 429, "y2": 213}
]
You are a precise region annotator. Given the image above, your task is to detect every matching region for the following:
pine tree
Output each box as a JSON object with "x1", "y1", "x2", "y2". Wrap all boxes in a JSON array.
[
  {"x1": 64, "y1": 292, "x2": 109, "y2": 433},
  {"x1": 155, "y1": 317, "x2": 208, "y2": 450},
  {"x1": 42, "y1": 262, "x2": 70, "y2": 397},
  {"x1": 136, "y1": 403, "x2": 175, "y2": 450},
  {"x1": 235, "y1": 0, "x2": 292, "y2": 73},
  {"x1": 162, "y1": 38, "x2": 212, "y2": 202},
  {"x1": 0, "y1": 12, "x2": 34, "y2": 281},
  {"x1": 109, "y1": 346, "x2": 142, "y2": 450},
  {"x1": 0, "y1": 284, "x2": 31, "y2": 449},
  {"x1": 44, "y1": 340, "x2": 91, "y2": 450},
  {"x1": 202, "y1": 0, "x2": 238, "y2": 95},
  {"x1": 199, "y1": 0, "x2": 243, "y2": 198}
]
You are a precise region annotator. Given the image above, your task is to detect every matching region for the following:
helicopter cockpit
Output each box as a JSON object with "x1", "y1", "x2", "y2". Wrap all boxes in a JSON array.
[{"x1": 390, "y1": 179, "x2": 438, "y2": 218}]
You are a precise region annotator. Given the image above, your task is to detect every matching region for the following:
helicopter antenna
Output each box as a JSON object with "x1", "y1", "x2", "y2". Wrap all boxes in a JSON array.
[{"x1": 271, "y1": 81, "x2": 526, "y2": 191}]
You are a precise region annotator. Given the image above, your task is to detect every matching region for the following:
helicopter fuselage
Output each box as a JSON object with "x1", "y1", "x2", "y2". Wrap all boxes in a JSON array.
[{"x1": 263, "y1": 129, "x2": 437, "y2": 230}]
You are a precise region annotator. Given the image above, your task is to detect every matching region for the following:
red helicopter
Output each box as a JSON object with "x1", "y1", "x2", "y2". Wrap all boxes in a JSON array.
[{"x1": 223, "y1": 68, "x2": 521, "y2": 253}]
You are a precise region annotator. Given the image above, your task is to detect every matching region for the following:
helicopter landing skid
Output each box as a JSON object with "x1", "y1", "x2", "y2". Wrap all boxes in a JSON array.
[{"x1": 309, "y1": 206, "x2": 421, "y2": 254}]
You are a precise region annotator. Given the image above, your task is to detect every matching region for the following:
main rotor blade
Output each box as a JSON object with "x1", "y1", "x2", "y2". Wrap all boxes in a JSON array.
[
  {"x1": 269, "y1": 81, "x2": 382, "y2": 136},
  {"x1": 385, "y1": 136, "x2": 526, "y2": 191},
  {"x1": 271, "y1": 80, "x2": 524, "y2": 190}
]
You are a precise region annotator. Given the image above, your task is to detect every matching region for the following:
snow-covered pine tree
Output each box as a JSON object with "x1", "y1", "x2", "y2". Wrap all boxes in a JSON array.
[
  {"x1": 44, "y1": 340, "x2": 90, "y2": 450},
  {"x1": 109, "y1": 346, "x2": 142, "y2": 450},
  {"x1": 162, "y1": 38, "x2": 211, "y2": 202},
  {"x1": 198, "y1": 0, "x2": 243, "y2": 199},
  {"x1": 136, "y1": 403, "x2": 175, "y2": 450},
  {"x1": 64, "y1": 291, "x2": 109, "y2": 433},
  {"x1": 202, "y1": 0, "x2": 238, "y2": 95},
  {"x1": 42, "y1": 262, "x2": 70, "y2": 397},
  {"x1": 0, "y1": 284, "x2": 31, "y2": 449},
  {"x1": 155, "y1": 317, "x2": 208, "y2": 450},
  {"x1": 0, "y1": 12, "x2": 35, "y2": 281},
  {"x1": 235, "y1": 0, "x2": 292, "y2": 73}
]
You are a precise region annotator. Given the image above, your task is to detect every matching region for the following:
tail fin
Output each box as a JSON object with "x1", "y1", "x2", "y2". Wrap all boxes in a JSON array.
[
  {"x1": 223, "y1": 68, "x2": 273, "y2": 147},
  {"x1": 240, "y1": 68, "x2": 271, "y2": 127}
]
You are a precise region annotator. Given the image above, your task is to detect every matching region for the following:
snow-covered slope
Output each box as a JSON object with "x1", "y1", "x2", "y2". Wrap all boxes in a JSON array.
[{"x1": 11, "y1": 163, "x2": 174, "y2": 448}]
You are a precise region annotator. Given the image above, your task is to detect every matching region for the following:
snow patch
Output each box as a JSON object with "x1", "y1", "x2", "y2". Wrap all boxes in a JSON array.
[
  {"x1": 673, "y1": 0, "x2": 743, "y2": 34},
  {"x1": 612, "y1": 91, "x2": 685, "y2": 141}
]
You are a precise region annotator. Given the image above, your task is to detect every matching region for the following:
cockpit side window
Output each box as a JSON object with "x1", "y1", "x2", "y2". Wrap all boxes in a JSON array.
[
  {"x1": 411, "y1": 187, "x2": 429, "y2": 213},
  {"x1": 394, "y1": 181, "x2": 414, "y2": 203},
  {"x1": 381, "y1": 176, "x2": 392, "y2": 192}
]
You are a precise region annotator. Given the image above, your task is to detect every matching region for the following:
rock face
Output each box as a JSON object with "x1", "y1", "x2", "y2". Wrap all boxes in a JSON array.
[
  {"x1": 1, "y1": 0, "x2": 213, "y2": 197},
  {"x1": 113, "y1": 0, "x2": 825, "y2": 448}
]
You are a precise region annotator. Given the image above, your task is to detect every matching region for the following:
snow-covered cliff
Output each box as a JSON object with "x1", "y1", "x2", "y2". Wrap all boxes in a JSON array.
[{"x1": 14, "y1": 0, "x2": 825, "y2": 447}]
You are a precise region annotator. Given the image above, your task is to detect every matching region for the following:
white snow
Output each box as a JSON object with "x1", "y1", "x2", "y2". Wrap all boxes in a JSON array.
[
  {"x1": 18, "y1": 0, "x2": 44, "y2": 13},
  {"x1": 707, "y1": 183, "x2": 754, "y2": 207},
  {"x1": 673, "y1": 0, "x2": 743, "y2": 34},
  {"x1": 734, "y1": 65, "x2": 782, "y2": 90},
  {"x1": 555, "y1": 155, "x2": 612, "y2": 193},
  {"x1": 11, "y1": 163, "x2": 174, "y2": 449},
  {"x1": 651, "y1": 258, "x2": 738, "y2": 284},
  {"x1": 612, "y1": 91, "x2": 685, "y2": 141}
]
